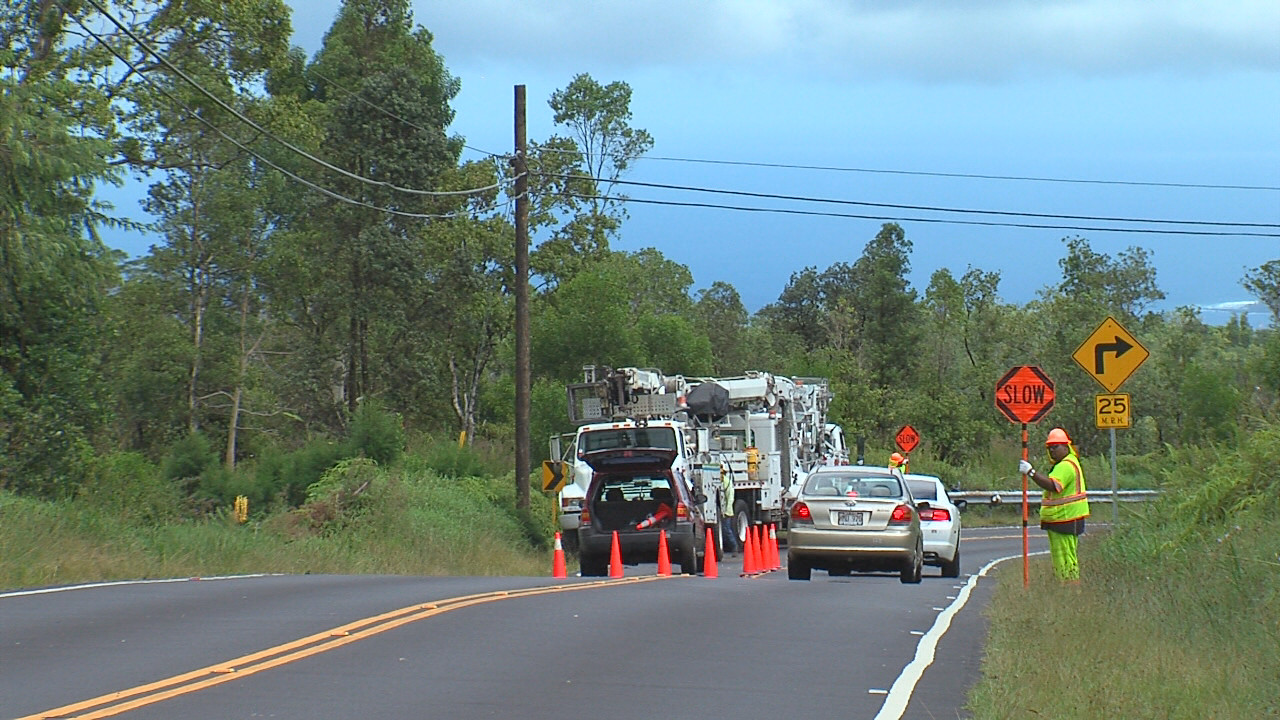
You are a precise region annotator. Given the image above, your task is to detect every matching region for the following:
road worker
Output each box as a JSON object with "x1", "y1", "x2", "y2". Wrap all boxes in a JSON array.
[
  {"x1": 1018, "y1": 427, "x2": 1090, "y2": 581},
  {"x1": 889, "y1": 452, "x2": 908, "y2": 473}
]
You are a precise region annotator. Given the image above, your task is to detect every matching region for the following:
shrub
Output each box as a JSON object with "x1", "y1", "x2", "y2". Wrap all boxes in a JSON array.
[
  {"x1": 343, "y1": 401, "x2": 404, "y2": 466},
  {"x1": 78, "y1": 451, "x2": 180, "y2": 524},
  {"x1": 161, "y1": 432, "x2": 216, "y2": 494}
]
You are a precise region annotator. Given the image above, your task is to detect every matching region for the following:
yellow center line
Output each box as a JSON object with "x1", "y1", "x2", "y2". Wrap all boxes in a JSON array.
[{"x1": 20, "y1": 575, "x2": 679, "y2": 720}]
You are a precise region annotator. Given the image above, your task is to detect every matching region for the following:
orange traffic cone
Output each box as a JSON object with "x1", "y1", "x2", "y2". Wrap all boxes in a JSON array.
[
  {"x1": 769, "y1": 524, "x2": 781, "y2": 570},
  {"x1": 609, "y1": 530, "x2": 624, "y2": 578},
  {"x1": 703, "y1": 527, "x2": 719, "y2": 578},
  {"x1": 741, "y1": 525, "x2": 757, "y2": 575},
  {"x1": 750, "y1": 525, "x2": 764, "y2": 574},
  {"x1": 657, "y1": 529, "x2": 672, "y2": 576},
  {"x1": 552, "y1": 532, "x2": 567, "y2": 578}
]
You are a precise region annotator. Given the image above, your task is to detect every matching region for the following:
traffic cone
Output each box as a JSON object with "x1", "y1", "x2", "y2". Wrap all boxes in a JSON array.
[
  {"x1": 768, "y1": 524, "x2": 781, "y2": 570},
  {"x1": 741, "y1": 525, "x2": 758, "y2": 575},
  {"x1": 750, "y1": 525, "x2": 764, "y2": 574},
  {"x1": 656, "y1": 529, "x2": 672, "y2": 576},
  {"x1": 703, "y1": 527, "x2": 719, "y2": 578},
  {"x1": 552, "y1": 532, "x2": 567, "y2": 578},
  {"x1": 609, "y1": 530, "x2": 624, "y2": 578}
]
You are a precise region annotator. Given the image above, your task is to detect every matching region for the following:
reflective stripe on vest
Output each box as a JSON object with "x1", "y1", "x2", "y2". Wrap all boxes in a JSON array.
[{"x1": 1041, "y1": 455, "x2": 1089, "y2": 522}]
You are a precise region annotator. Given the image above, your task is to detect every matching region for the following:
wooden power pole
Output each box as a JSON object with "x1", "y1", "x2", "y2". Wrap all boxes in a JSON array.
[{"x1": 513, "y1": 84, "x2": 531, "y2": 510}]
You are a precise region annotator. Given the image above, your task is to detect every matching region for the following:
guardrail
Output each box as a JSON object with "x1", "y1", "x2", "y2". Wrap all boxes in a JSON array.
[{"x1": 950, "y1": 489, "x2": 1159, "y2": 508}]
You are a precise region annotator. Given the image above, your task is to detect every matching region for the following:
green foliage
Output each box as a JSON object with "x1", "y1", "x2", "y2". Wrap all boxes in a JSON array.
[
  {"x1": 415, "y1": 440, "x2": 506, "y2": 480},
  {"x1": 78, "y1": 452, "x2": 180, "y2": 525},
  {"x1": 343, "y1": 401, "x2": 405, "y2": 466},
  {"x1": 301, "y1": 457, "x2": 383, "y2": 530},
  {"x1": 161, "y1": 433, "x2": 217, "y2": 489}
]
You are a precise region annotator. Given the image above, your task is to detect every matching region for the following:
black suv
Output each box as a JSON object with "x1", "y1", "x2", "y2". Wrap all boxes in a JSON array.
[{"x1": 576, "y1": 448, "x2": 711, "y2": 576}]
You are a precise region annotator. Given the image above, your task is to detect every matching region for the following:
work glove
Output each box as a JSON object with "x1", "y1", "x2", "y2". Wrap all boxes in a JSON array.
[{"x1": 1018, "y1": 459, "x2": 1033, "y2": 476}]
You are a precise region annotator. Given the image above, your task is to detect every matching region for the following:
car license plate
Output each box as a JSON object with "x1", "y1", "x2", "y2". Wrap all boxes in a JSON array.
[{"x1": 837, "y1": 511, "x2": 865, "y2": 527}]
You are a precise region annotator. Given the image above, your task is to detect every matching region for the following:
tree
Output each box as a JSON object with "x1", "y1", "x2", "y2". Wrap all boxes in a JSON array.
[
  {"x1": 0, "y1": 9, "x2": 125, "y2": 495},
  {"x1": 695, "y1": 282, "x2": 750, "y2": 374},
  {"x1": 529, "y1": 74, "x2": 653, "y2": 287},
  {"x1": 273, "y1": 0, "x2": 463, "y2": 424},
  {"x1": 1242, "y1": 259, "x2": 1280, "y2": 323}
]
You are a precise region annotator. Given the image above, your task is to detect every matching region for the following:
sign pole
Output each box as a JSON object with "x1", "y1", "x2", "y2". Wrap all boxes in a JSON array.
[
  {"x1": 1021, "y1": 422, "x2": 1030, "y2": 588},
  {"x1": 1109, "y1": 427, "x2": 1118, "y2": 523}
]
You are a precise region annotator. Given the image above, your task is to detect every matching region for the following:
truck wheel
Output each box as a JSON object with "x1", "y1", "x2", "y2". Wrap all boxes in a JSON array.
[
  {"x1": 580, "y1": 553, "x2": 608, "y2": 577},
  {"x1": 733, "y1": 499, "x2": 750, "y2": 546}
]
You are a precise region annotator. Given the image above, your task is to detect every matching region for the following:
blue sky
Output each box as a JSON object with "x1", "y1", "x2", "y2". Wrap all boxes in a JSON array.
[{"x1": 98, "y1": 1, "x2": 1280, "y2": 322}]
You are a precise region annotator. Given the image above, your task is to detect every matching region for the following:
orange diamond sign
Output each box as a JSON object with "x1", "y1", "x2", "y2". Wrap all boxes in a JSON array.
[
  {"x1": 995, "y1": 366, "x2": 1055, "y2": 424},
  {"x1": 895, "y1": 425, "x2": 920, "y2": 454}
]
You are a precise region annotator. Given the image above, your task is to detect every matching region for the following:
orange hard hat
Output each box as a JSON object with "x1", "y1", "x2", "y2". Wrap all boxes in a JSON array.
[
  {"x1": 1045, "y1": 428, "x2": 1071, "y2": 446},
  {"x1": 890, "y1": 452, "x2": 904, "y2": 463}
]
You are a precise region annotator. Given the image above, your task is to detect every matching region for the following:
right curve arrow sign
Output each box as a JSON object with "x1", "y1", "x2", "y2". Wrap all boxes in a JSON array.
[{"x1": 1073, "y1": 317, "x2": 1149, "y2": 392}]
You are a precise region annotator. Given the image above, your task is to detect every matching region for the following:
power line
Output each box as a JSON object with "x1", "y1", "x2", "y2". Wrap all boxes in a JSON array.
[
  {"x1": 78, "y1": 0, "x2": 504, "y2": 200},
  {"x1": 529, "y1": 144, "x2": 1279, "y2": 193},
  {"x1": 537, "y1": 174, "x2": 1279, "y2": 230},
  {"x1": 562, "y1": 192, "x2": 1280, "y2": 238},
  {"x1": 66, "y1": 8, "x2": 518, "y2": 221},
  {"x1": 639, "y1": 156, "x2": 1280, "y2": 193}
]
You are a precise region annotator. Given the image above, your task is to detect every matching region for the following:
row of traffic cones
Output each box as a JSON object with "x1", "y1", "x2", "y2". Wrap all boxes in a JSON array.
[
  {"x1": 739, "y1": 523, "x2": 781, "y2": 575},
  {"x1": 551, "y1": 523, "x2": 781, "y2": 579}
]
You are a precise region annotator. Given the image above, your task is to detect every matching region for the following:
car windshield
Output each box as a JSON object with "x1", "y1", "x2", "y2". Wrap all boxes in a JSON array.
[
  {"x1": 804, "y1": 473, "x2": 903, "y2": 498},
  {"x1": 907, "y1": 480, "x2": 939, "y2": 501},
  {"x1": 597, "y1": 475, "x2": 674, "y2": 503},
  {"x1": 580, "y1": 427, "x2": 678, "y2": 453}
]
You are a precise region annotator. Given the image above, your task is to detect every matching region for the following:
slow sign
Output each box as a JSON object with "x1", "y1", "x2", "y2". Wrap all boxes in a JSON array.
[
  {"x1": 995, "y1": 366, "x2": 1055, "y2": 424},
  {"x1": 895, "y1": 425, "x2": 920, "y2": 454}
]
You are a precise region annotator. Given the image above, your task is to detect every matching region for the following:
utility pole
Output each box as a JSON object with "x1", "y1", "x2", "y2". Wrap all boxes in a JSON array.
[{"x1": 513, "y1": 84, "x2": 531, "y2": 511}]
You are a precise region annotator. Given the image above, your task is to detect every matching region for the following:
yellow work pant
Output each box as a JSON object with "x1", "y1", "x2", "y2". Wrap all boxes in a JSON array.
[{"x1": 1046, "y1": 529, "x2": 1079, "y2": 581}]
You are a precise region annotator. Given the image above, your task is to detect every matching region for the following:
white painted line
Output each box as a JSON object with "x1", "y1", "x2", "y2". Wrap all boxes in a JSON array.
[
  {"x1": 909, "y1": 630, "x2": 924, "y2": 636},
  {"x1": 868, "y1": 689, "x2": 889, "y2": 695},
  {"x1": 873, "y1": 551, "x2": 1049, "y2": 720},
  {"x1": 0, "y1": 573, "x2": 280, "y2": 598}
]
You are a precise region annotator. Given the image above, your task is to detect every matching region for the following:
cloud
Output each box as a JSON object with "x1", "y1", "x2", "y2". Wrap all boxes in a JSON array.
[
  {"x1": 419, "y1": 0, "x2": 1280, "y2": 82},
  {"x1": 1198, "y1": 300, "x2": 1271, "y2": 314}
]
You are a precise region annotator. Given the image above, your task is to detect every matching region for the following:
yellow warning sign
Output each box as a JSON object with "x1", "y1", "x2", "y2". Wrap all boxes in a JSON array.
[
  {"x1": 1073, "y1": 317, "x2": 1149, "y2": 392},
  {"x1": 541, "y1": 460, "x2": 569, "y2": 493}
]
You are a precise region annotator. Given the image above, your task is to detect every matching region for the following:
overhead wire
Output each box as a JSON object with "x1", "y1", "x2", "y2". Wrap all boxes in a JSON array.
[
  {"x1": 65, "y1": 7, "x2": 521, "y2": 221},
  {"x1": 78, "y1": 0, "x2": 506, "y2": 200},
  {"x1": 534, "y1": 173, "x2": 1280, "y2": 231},
  {"x1": 561, "y1": 192, "x2": 1280, "y2": 238},
  {"x1": 533, "y1": 145, "x2": 1280, "y2": 193}
]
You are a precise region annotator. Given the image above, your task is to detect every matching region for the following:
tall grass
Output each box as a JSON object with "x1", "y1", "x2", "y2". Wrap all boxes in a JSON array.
[
  {"x1": 0, "y1": 458, "x2": 558, "y2": 592},
  {"x1": 966, "y1": 423, "x2": 1280, "y2": 719}
]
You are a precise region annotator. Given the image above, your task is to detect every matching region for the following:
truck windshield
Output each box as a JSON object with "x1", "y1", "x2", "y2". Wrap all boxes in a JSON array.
[{"x1": 580, "y1": 427, "x2": 678, "y2": 453}]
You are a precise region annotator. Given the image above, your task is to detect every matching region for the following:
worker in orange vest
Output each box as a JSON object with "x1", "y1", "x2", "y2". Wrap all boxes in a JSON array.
[{"x1": 1019, "y1": 427, "x2": 1090, "y2": 581}]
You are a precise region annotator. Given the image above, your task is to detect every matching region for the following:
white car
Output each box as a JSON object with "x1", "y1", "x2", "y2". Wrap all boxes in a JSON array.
[{"x1": 904, "y1": 473, "x2": 962, "y2": 578}]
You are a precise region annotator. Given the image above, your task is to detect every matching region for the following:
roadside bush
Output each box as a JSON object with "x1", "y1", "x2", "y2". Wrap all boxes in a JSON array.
[
  {"x1": 343, "y1": 400, "x2": 404, "y2": 466},
  {"x1": 78, "y1": 451, "x2": 180, "y2": 525},
  {"x1": 161, "y1": 432, "x2": 216, "y2": 495},
  {"x1": 300, "y1": 457, "x2": 383, "y2": 530}
]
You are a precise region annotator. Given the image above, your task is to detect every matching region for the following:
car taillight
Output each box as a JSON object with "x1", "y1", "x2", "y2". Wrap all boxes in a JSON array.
[
  {"x1": 676, "y1": 503, "x2": 688, "y2": 519},
  {"x1": 889, "y1": 504, "x2": 912, "y2": 525},
  {"x1": 923, "y1": 508, "x2": 950, "y2": 522},
  {"x1": 790, "y1": 502, "x2": 813, "y2": 524},
  {"x1": 579, "y1": 509, "x2": 590, "y2": 523},
  {"x1": 561, "y1": 497, "x2": 580, "y2": 510}
]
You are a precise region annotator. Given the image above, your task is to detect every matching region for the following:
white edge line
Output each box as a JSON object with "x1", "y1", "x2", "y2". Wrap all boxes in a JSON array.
[
  {"x1": 1, "y1": 573, "x2": 281, "y2": 598},
  {"x1": 872, "y1": 551, "x2": 1049, "y2": 720}
]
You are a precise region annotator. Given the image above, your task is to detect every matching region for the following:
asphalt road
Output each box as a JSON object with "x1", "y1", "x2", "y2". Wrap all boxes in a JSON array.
[{"x1": 2, "y1": 527, "x2": 1047, "y2": 720}]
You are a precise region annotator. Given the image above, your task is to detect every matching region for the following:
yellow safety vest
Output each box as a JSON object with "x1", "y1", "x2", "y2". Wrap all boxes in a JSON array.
[{"x1": 1040, "y1": 451, "x2": 1089, "y2": 524}]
